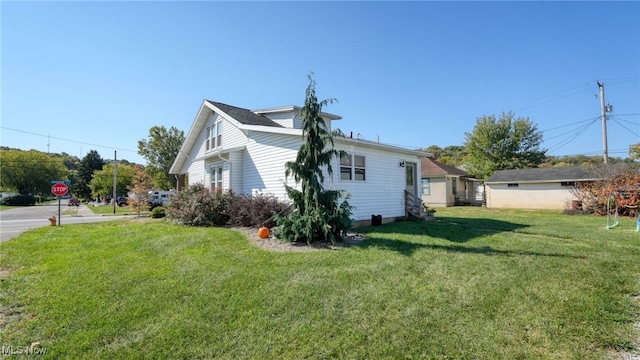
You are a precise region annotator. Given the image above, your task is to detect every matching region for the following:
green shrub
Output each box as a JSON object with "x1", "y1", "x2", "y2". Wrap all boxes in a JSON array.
[
  {"x1": 165, "y1": 184, "x2": 233, "y2": 226},
  {"x1": 150, "y1": 206, "x2": 166, "y2": 218},
  {"x1": 0, "y1": 194, "x2": 36, "y2": 206}
]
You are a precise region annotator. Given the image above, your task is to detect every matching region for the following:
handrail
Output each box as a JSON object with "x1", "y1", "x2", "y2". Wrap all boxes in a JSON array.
[{"x1": 404, "y1": 190, "x2": 424, "y2": 219}]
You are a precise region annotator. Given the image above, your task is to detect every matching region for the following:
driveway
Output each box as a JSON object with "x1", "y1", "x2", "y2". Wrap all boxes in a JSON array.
[{"x1": 0, "y1": 200, "x2": 133, "y2": 243}]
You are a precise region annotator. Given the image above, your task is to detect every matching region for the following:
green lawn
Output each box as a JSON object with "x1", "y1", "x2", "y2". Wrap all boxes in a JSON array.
[
  {"x1": 87, "y1": 203, "x2": 142, "y2": 216},
  {"x1": 1, "y1": 208, "x2": 638, "y2": 359}
]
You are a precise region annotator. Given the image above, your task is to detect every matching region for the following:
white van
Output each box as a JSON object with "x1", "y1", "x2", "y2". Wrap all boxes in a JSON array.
[{"x1": 149, "y1": 190, "x2": 175, "y2": 206}]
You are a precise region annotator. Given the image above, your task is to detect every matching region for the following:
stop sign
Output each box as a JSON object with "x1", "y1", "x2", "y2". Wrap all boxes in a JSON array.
[{"x1": 51, "y1": 183, "x2": 69, "y2": 196}]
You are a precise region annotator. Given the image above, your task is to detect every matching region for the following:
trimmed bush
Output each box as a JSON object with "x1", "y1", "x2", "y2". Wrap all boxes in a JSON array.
[
  {"x1": 150, "y1": 206, "x2": 166, "y2": 218},
  {"x1": 0, "y1": 194, "x2": 36, "y2": 206},
  {"x1": 227, "y1": 192, "x2": 290, "y2": 227},
  {"x1": 165, "y1": 184, "x2": 233, "y2": 226}
]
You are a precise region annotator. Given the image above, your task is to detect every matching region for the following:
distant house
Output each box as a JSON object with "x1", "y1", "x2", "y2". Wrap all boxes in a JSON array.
[
  {"x1": 169, "y1": 100, "x2": 430, "y2": 226},
  {"x1": 485, "y1": 166, "x2": 598, "y2": 209},
  {"x1": 420, "y1": 158, "x2": 484, "y2": 207}
]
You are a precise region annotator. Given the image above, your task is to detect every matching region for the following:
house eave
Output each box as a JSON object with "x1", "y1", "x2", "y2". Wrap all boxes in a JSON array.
[
  {"x1": 252, "y1": 105, "x2": 342, "y2": 120},
  {"x1": 193, "y1": 145, "x2": 246, "y2": 162},
  {"x1": 169, "y1": 100, "x2": 212, "y2": 174},
  {"x1": 485, "y1": 178, "x2": 599, "y2": 185},
  {"x1": 334, "y1": 136, "x2": 430, "y2": 157},
  {"x1": 239, "y1": 124, "x2": 302, "y2": 136}
]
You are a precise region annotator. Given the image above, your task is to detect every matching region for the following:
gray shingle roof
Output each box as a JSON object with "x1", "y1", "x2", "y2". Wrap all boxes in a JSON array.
[
  {"x1": 485, "y1": 166, "x2": 599, "y2": 184},
  {"x1": 206, "y1": 100, "x2": 284, "y2": 128}
]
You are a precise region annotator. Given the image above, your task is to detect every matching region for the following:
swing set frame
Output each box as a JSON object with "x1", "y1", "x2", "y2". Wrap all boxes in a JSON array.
[{"x1": 605, "y1": 189, "x2": 640, "y2": 231}]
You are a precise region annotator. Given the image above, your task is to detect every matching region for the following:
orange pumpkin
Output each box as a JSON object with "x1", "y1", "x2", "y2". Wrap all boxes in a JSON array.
[{"x1": 258, "y1": 227, "x2": 270, "y2": 239}]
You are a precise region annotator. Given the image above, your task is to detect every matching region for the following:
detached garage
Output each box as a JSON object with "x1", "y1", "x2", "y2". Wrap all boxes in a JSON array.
[{"x1": 485, "y1": 166, "x2": 598, "y2": 210}]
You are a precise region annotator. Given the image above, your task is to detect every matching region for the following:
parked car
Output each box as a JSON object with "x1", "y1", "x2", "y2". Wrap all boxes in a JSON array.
[
  {"x1": 68, "y1": 198, "x2": 80, "y2": 206},
  {"x1": 116, "y1": 196, "x2": 128, "y2": 207}
]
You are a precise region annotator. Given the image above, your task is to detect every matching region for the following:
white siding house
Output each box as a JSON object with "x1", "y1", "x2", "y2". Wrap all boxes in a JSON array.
[{"x1": 170, "y1": 100, "x2": 429, "y2": 225}]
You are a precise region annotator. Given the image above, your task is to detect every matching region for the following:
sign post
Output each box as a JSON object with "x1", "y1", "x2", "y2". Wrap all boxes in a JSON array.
[{"x1": 51, "y1": 182, "x2": 69, "y2": 226}]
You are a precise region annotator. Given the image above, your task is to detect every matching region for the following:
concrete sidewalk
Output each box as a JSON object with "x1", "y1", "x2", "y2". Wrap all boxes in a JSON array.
[{"x1": 77, "y1": 204, "x2": 96, "y2": 217}]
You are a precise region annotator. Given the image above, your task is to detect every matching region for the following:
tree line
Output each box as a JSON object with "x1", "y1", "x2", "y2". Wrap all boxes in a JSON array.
[
  {"x1": 420, "y1": 111, "x2": 639, "y2": 179},
  {"x1": 0, "y1": 126, "x2": 184, "y2": 202}
]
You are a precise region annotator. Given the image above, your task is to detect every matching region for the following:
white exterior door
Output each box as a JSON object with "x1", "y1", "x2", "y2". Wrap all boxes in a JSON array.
[{"x1": 405, "y1": 163, "x2": 417, "y2": 196}]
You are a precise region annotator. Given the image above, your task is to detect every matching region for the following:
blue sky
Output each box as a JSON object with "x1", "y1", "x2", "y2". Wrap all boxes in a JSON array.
[{"x1": 2, "y1": 1, "x2": 639, "y2": 165}]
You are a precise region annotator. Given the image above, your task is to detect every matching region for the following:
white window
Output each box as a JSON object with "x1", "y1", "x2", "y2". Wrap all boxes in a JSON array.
[
  {"x1": 205, "y1": 126, "x2": 212, "y2": 151},
  {"x1": 422, "y1": 178, "x2": 431, "y2": 195},
  {"x1": 216, "y1": 121, "x2": 222, "y2": 149},
  {"x1": 205, "y1": 121, "x2": 222, "y2": 151},
  {"x1": 340, "y1": 153, "x2": 366, "y2": 181},
  {"x1": 210, "y1": 166, "x2": 223, "y2": 190}
]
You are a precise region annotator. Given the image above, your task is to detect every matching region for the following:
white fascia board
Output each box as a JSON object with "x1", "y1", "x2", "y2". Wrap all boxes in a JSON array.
[
  {"x1": 204, "y1": 101, "x2": 244, "y2": 129},
  {"x1": 238, "y1": 124, "x2": 303, "y2": 136},
  {"x1": 170, "y1": 101, "x2": 211, "y2": 174},
  {"x1": 334, "y1": 136, "x2": 431, "y2": 157},
  {"x1": 486, "y1": 178, "x2": 600, "y2": 185},
  {"x1": 252, "y1": 105, "x2": 342, "y2": 121}
]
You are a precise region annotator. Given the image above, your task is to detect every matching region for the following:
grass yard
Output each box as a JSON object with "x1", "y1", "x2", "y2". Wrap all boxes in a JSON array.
[
  {"x1": 87, "y1": 204, "x2": 141, "y2": 216},
  {"x1": 1, "y1": 207, "x2": 638, "y2": 359}
]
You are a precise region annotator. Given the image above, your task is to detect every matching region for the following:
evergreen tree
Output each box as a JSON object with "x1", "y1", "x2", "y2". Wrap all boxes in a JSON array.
[
  {"x1": 277, "y1": 74, "x2": 353, "y2": 244},
  {"x1": 77, "y1": 150, "x2": 105, "y2": 200}
]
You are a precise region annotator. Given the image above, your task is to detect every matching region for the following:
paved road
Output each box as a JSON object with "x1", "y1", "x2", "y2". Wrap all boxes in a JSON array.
[{"x1": 0, "y1": 200, "x2": 132, "y2": 243}]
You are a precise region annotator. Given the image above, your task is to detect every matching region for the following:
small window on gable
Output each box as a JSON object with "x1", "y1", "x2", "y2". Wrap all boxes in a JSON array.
[
  {"x1": 507, "y1": 183, "x2": 519, "y2": 188},
  {"x1": 216, "y1": 121, "x2": 222, "y2": 148},
  {"x1": 205, "y1": 121, "x2": 223, "y2": 151},
  {"x1": 205, "y1": 126, "x2": 212, "y2": 151}
]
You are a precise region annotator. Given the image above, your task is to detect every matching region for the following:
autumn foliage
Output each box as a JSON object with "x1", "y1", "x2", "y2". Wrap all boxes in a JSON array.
[{"x1": 571, "y1": 164, "x2": 640, "y2": 217}]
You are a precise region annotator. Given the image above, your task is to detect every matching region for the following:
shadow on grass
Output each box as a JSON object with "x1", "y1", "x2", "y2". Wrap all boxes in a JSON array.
[
  {"x1": 362, "y1": 216, "x2": 529, "y2": 243},
  {"x1": 354, "y1": 216, "x2": 584, "y2": 258},
  {"x1": 353, "y1": 238, "x2": 583, "y2": 258}
]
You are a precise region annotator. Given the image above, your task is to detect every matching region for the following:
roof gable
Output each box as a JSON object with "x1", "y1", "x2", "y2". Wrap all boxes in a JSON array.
[
  {"x1": 421, "y1": 158, "x2": 468, "y2": 177},
  {"x1": 205, "y1": 101, "x2": 283, "y2": 128}
]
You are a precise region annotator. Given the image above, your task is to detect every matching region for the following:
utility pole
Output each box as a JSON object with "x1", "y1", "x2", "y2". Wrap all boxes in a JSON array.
[
  {"x1": 113, "y1": 150, "x2": 117, "y2": 214},
  {"x1": 598, "y1": 81, "x2": 609, "y2": 164}
]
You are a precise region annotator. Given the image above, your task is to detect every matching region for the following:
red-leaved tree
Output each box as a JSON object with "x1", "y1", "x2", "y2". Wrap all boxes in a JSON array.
[{"x1": 571, "y1": 164, "x2": 640, "y2": 216}]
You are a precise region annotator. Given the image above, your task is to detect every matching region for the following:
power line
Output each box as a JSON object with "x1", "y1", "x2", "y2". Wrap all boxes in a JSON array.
[
  {"x1": 611, "y1": 118, "x2": 640, "y2": 138},
  {"x1": 1, "y1": 126, "x2": 138, "y2": 153},
  {"x1": 540, "y1": 116, "x2": 599, "y2": 132},
  {"x1": 545, "y1": 118, "x2": 599, "y2": 153}
]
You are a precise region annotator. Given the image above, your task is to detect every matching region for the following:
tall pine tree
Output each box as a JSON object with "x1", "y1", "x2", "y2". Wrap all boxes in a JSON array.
[
  {"x1": 277, "y1": 74, "x2": 353, "y2": 244},
  {"x1": 76, "y1": 150, "x2": 105, "y2": 200}
]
